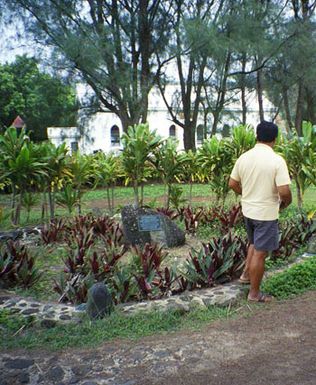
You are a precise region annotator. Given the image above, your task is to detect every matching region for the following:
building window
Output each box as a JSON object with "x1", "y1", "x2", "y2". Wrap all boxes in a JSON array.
[
  {"x1": 196, "y1": 124, "x2": 204, "y2": 144},
  {"x1": 169, "y1": 124, "x2": 176, "y2": 137},
  {"x1": 111, "y1": 125, "x2": 120, "y2": 145},
  {"x1": 71, "y1": 141, "x2": 79, "y2": 153}
]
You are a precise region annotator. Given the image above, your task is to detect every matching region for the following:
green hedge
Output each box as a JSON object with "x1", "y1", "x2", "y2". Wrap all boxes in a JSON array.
[{"x1": 263, "y1": 257, "x2": 316, "y2": 299}]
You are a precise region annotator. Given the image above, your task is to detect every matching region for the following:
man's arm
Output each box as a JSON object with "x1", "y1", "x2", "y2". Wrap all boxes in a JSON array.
[
  {"x1": 229, "y1": 177, "x2": 242, "y2": 195},
  {"x1": 277, "y1": 185, "x2": 292, "y2": 210}
]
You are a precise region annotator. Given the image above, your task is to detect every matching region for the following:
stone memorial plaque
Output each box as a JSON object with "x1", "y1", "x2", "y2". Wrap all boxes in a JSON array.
[
  {"x1": 121, "y1": 205, "x2": 185, "y2": 247},
  {"x1": 138, "y1": 215, "x2": 162, "y2": 232}
]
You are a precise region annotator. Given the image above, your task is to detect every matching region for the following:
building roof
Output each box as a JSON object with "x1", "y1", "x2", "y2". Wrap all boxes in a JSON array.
[{"x1": 11, "y1": 116, "x2": 26, "y2": 128}]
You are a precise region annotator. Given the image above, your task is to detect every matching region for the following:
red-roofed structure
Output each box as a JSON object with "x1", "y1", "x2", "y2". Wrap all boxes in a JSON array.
[{"x1": 11, "y1": 116, "x2": 26, "y2": 128}]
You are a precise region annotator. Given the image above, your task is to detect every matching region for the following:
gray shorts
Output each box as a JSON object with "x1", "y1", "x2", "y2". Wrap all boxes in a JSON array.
[{"x1": 244, "y1": 217, "x2": 279, "y2": 251}]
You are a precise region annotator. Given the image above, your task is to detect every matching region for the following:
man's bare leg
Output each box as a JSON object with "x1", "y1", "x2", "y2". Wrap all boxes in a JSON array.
[
  {"x1": 240, "y1": 244, "x2": 254, "y2": 281},
  {"x1": 248, "y1": 249, "x2": 268, "y2": 300}
]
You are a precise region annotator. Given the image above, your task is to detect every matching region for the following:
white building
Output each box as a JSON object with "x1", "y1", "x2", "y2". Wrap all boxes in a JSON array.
[{"x1": 47, "y1": 85, "x2": 277, "y2": 154}]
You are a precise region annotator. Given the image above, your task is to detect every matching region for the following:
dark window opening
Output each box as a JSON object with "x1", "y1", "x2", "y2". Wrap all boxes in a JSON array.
[
  {"x1": 169, "y1": 124, "x2": 176, "y2": 137},
  {"x1": 111, "y1": 125, "x2": 120, "y2": 145},
  {"x1": 71, "y1": 141, "x2": 79, "y2": 153},
  {"x1": 196, "y1": 124, "x2": 204, "y2": 144}
]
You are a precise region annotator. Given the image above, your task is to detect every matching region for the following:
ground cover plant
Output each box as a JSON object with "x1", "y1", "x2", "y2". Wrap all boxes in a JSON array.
[{"x1": 262, "y1": 257, "x2": 316, "y2": 299}]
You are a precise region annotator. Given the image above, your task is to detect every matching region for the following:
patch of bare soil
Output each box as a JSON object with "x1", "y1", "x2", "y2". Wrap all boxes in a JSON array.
[{"x1": 2, "y1": 291, "x2": 316, "y2": 385}]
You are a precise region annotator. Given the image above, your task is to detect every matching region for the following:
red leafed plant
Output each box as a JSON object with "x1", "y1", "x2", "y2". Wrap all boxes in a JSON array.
[
  {"x1": 131, "y1": 243, "x2": 185, "y2": 299},
  {"x1": 214, "y1": 204, "x2": 243, "y2": 233},
  {"x1": 178, "y1": 206, "x2": 205, "y2": 234},
  {"x1": 41, "y1": 218, "x2": 68, "y2": 244},
  {"x1": 0, "y1": 240, "x2": 41, "y2": 288}
]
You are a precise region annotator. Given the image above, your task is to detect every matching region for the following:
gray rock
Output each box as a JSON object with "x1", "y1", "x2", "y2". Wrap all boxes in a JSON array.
[
  {"x1": 75, "y1": 303, "x2": 87, "y2": 312},
  {"x1": 121, "y1": 205, "x2": 185, "y2": 247},
  {"x1": 86, "y1": 282, "x2": 113, "y2": 320},
  {"x1": 17, "y1": 372, "x2": 29, "y2": 384},
  {"x1": 307, "y1": 235, "x2": 316, "y2": 254},
  {"x1": 189, "y1": 296, "x2": 207, "y2": 310},
  {"x1": 40, "y1": 319, "x2": 57, "y2": 328},
  {"x1": 5, "y1": 358, "x2": 34, "y2": 369},
  {"x1": 47, "y1": 366, "x2": 65, "y2": 382}
]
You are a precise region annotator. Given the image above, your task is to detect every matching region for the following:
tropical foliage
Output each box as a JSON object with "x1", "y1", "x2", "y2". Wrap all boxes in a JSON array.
[{"x1": 0, "y1": 122, "x2": 316, "y2": 226}]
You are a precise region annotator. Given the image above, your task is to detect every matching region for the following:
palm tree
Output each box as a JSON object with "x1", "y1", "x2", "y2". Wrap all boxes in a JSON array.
[
  {"x1": 93, "y1": 152, "x2": 122, "y2": 214},
  {"x1": 154, "y1": 138, "x2": 185, "y2": 208},
  {"x1": 277, "y1": 121, "x2": 316, "y2": 209},
  {"x1": 67, "y1": 152, "x2": 93, "y2": 214},
  {"x1": 121, "y1": 123, "x2": 161, "y2": 207},
  {"x1": 0, "y1": 129, "x2": 48, "y2": 225},
  {"x1": 38, "y1": 142, "x2": 71, "y2": 219}
]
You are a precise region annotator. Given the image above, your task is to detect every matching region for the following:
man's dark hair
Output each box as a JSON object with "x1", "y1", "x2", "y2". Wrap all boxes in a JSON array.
[{"x1": 256, "y1": 121, "x2": 278, "y2": 142}]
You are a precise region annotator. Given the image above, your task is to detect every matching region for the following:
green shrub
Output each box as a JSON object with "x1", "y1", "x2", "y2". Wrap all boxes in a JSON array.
[
  {"x1": 262, "y1": 257, "x2": 316, "y2": 298},
  {"x1": 0, "y1": 240, "x2": 41, "y2": 289}
]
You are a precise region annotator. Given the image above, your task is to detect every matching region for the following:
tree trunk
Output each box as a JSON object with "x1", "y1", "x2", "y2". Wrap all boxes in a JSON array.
[
  {"x1": 189, "y1": 182, "x2": 193, "y2": 206},
  {"x1": 106, "y1": 187, "x2": 111, "y2": 214},
  {"x1": 295, "y1": 80, "x2": 304, "y2": 136},
  {"x1": 14, "y1": 193, "x2": 22, "y2": 226},
  {"x1": 41, "y1": 191, "x2": 48, "y2": 221},
  {"x1": 111, "y1": 186, "x2": 115, "y2": 215},
  {"x1": 305, "y1": 87, "x2": 316, "y2": 124},
  {"x1": 133, "y1": 180, "x2": 139, "y2": 207},
  {"x1": 10, "y1": 184, "x2": 16, "y2": 224},
  {"x1": 48, "y1": 190, "x2": 55, "y2": 220},
  {"x1": 140, "y1": 184, "x2": 144, "y2": 207},
  {"x1": 241, "y1": 53, "x2": 247, "y2": 125},
  {"x1": 295, "y1": 179, "x2": 303, "y2": 209},
  {"x1": 77, "y1": 190, "x2": 82, "y2": 215},
  {"x1": 282, "y1": 87, "x2": 292, "y2": 133},
  {"x1": 211, "y1": 110, "x2": 220, "y2": 136},
  {"x1": 167, "y1": 184, "x2": 171, "y2": 209},
  {"x1": 183, "y1": 122, "x2": 196, "y2": 151},
  {"x1": 257, "y1": 69, "x2": 264, "y2": 122}
]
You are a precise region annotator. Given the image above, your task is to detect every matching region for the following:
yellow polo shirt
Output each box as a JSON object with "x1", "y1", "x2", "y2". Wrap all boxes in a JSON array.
[{"x1": 230, "y1": 143, "x2": 291, "y2": 220}]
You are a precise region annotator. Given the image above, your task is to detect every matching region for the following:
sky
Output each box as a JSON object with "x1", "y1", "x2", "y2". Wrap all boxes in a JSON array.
[{"x1": 0, "y1": 20, "x2": 39, "y2": 64}]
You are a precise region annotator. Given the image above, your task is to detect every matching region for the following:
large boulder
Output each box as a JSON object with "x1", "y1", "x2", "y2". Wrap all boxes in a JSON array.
[
  {"x1": 121, "y1": 205, "x2": 185, "y2": 248},
  {"x1": 86, "y1": 282, "x2": 113, "y2": 320}
]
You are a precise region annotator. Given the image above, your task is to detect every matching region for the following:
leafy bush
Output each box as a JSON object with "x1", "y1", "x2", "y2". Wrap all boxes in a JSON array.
[
  {"x1": 53, "y1": 215, "x2": 127, "y2": 304},
  {"x1": 183, "y1": 233, "x2": 247, "y2": 289},
  {"x1": 0, "y1": 240, "x2": 41, "y2": 289},
  {"x1": 213, "y1": 204, "x2": 243, "y2": 234},
  {"x1": 272, "y1": 214, "x2": 316, "y2": 260},
  {"x1": 41, "y1": 218, "x2": 68, "y2": 244},
  {"x1": 262, "y1": 257, "x2": 316, "y2": 298},
  {"x1": 156, "y1": 207, "x2": 179, "y2": 220},
  {"x1": 178, "y1": 206, "x2": 205, "y2": 234},
  {"x1": 130, "y1": 243, "x2": 184, "y2": 300}
]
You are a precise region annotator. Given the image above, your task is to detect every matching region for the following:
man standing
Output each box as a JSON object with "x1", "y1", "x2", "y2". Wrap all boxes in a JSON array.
[{"x1": 229, "y1": 121, "x2": 292, "y2": 302}]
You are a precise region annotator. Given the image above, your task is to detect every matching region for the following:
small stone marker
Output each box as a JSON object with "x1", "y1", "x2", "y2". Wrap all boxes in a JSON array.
[
  {"x1": 121, "y1": 205, "x2": 185, "y2": 248},
  {"x1": 307, "y1": 235, "x2": 316, "y2": 255},
  {"x1": 86, "y1": 282, "x2": 113, "y2": 320}
]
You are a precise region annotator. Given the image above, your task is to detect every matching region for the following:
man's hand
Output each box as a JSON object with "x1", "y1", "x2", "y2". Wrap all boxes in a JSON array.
[
  {"x1": 229, "y1": 177, "x2": 242, "y2": 195},
  {"x1": 277, "y1": 184, "x2": 292, "y2": 210}
]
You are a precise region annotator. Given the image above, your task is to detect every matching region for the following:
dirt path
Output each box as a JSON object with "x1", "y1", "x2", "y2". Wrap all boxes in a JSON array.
[{"x1": 1, "y1": 291, "x2": 316, "y2": 385}]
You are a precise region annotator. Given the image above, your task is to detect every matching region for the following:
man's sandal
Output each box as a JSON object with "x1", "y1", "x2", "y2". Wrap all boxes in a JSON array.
[
  {"x1": 248, "y1": 293, "x2": 274, "y2": 303},
  {"x1": 238, "y1": 276, "x2": 250, "y2": 284},
  {"x1": 238, "y1": 275, "x2": 250, "y2": 285}
]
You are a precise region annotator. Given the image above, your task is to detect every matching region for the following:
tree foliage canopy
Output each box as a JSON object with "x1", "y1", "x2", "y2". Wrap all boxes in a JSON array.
[{"x1": 0, "y1": 55, "x2": 78, "y2": 140}]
